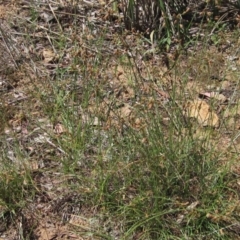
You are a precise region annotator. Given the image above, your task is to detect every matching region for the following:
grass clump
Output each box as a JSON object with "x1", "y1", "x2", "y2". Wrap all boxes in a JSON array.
[
  {"x1": 0, "y1": 0, "x2": 240, "y2": 239},
  {"x1": 0, "y1": 167, "x2": 32, "y2": 214},
  {"x1": 89, "y1": 100, "x2": 236, "y2": 239},
  {"x1": 120, "y1": 0, "x2": 240, "y2": 50}
]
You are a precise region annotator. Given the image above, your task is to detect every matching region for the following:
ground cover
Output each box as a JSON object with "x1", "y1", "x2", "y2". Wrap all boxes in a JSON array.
[{"x1": 0, "y1": 0, "x2": 240, "y2": 239}]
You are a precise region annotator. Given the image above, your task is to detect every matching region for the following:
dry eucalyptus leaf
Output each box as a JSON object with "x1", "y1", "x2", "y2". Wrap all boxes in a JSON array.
[
  {"x1": 40, "y1": 12, "x2": 54, "y2": 22},
  {"x1": 199, "y1": 92, "x2": 227, "y2": 103},
  {"x1": 186, "y1": 201, "x2": 199, "y2": 211},
  {"x1": 221, "y1": 80, "x2": 231, "y2": 90},
  {"x1": 54, "y1": 123, "x2": 66, "y2": 135},
  {"x1": 185, "y1": 100, "x2": 219, "y2": 127},
  {"x1": 119, "y1": 104, "x2": 132, "y2": 119},
  {"x1": 42, "y1": 49, "x2": 55, "y2": 63}
]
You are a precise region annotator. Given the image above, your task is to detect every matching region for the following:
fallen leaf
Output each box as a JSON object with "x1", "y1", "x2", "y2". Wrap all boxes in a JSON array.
[
  {"x1": 42, "y1": 49, "x2": 55, "y2": 63},
  {"x1": 199, "y1": 92, "x2": 227, "y2": 103},
  {"x1": 54, "y1": 123, "x2": 66, "y2": 135},
  {"x1": 69, "y1": 215, "x2": 92, "y2": 229},
  {"x1": 176, "y1": 214, "x2": 185, "y2": 224},
  {"x1": 221, "y1": 80, "x2": 231, "y2": 90},
  {"x1": 36, "y1": 226, "x2": 57, "y2": 240},
  {"x1": 186, "y1": 201, "x2": 199, "y2": 211},
  {"x1": 185, "y1": 100, "x2": 219, "y2": 127},
  {"x1": 154, "y1": 87, "x2": 170, "y2": 99},
  {"x1": 119, "y1": 103, "x2": 132, "y2": 119},
  {"x1": 40, "y1": 12, "x2": 54, "y2": 22}
]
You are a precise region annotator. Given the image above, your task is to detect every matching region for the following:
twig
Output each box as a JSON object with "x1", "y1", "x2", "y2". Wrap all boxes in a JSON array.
[
  {"x1": 8, "y1": 96, "x2": 29, "y2": 105},
  {"x1": 0, "y1": 24, "x2": 19, "y2": 69},
  {"x1": 48, "y1": 1, "x2": 63, "y2": 33},
  {"x1": 46, "y1": 138, "x2": 67, "y2": 155}
]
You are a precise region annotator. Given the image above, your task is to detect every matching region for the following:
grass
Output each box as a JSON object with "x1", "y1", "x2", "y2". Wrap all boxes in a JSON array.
[{"x1": 0, "y1": 1, "x2": 240, "y2": 239}]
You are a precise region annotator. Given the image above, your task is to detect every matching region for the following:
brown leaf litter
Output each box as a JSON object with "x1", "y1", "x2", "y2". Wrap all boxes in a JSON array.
[{"x1": 184, "y1": 99, "x2": 219, "y2": 127}]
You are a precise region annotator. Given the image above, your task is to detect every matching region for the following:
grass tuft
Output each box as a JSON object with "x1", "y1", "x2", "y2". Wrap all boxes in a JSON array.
[{"x1": 0, "y1": 0, "x2": 240, "y2": 239}]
